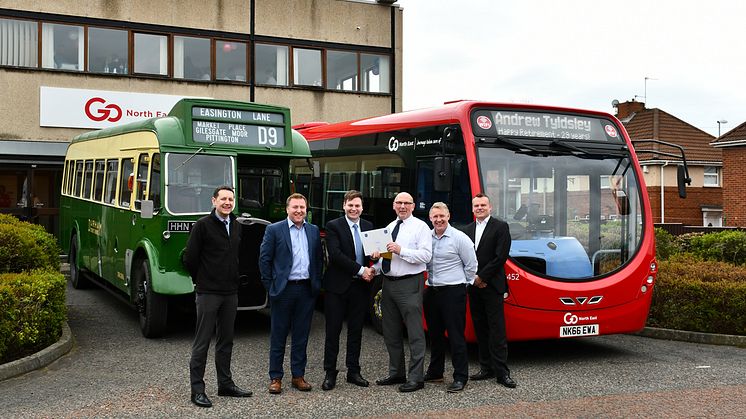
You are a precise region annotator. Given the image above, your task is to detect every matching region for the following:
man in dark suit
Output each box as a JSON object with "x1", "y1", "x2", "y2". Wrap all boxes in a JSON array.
[
  {"x1": 464, "y1": 193, "x2": 517, "y2": 388},
  {"x1": 259, "y1": 193, "x2": 323, "y2": 394},
  {"x1": 321, "y1": 190, "x2": 375, "y2": 390},
  {"x1": 183, "y1": 185, "x2": 252, "y2": 408}
]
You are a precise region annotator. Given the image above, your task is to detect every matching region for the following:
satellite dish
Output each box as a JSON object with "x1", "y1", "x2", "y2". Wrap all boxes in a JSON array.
[{"x1": 612, "y1": 99, "x2": 620, "y2": 107}]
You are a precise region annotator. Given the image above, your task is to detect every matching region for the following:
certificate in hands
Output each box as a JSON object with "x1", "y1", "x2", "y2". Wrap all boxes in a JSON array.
[{"x1": 361, "y1": 227, "x2": 393, "y2": 256}]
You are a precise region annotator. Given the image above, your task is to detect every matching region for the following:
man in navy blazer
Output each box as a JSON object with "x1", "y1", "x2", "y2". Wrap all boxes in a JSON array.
[
  {"x1": 259, "y1": 193, "x2": 322, "y2": 394},
  {"x1": 321, "y1": 190, "x2": 375, "y2": 390}
]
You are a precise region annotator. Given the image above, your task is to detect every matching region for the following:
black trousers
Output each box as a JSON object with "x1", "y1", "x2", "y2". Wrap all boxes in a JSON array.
[
  {"x1": 468, "y1": 285, "x2": 510, "y2": 377},
  {"x1": 323, "y1": 279, "x2": 369, "y2": 374},
  {"x1": 424, "y1": 284, "x2": 469, "y2": 382},
  {"x1": 189, "y1": 292, "x2": 238, "y2": 394}
]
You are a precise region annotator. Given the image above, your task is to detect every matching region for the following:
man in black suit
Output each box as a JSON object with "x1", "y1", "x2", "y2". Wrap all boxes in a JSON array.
[
  {"x1": 464, "y1": 193, "x2": 517, "y2": 388},
  {"x1": 322, "y1": 190, "x2": 375, "y2": 390}
]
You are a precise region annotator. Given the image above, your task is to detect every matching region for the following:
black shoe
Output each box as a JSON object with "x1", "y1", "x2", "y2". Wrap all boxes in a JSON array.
[
  {"x1": 424, "y1": 372, "x2": 444, "y2": 383},
  {"x1": 191, "y1": 392, "x2": 212, "y2": 408},
  {"x1": 322, "y1": 371, "x2": 338, "y2": 391},
  {"x1": 398, "y1": 381, "x2": 424, "y2": 392},
  {"x1": 218, "y1": 384, "x2": 253, "y2": 397},
  {"x1": 470, "y1": 370, "x2": 495, "y2": 381},
  {"x1": 496, "y1": 375, "x2": 517, "y2": 388},
  {"x1": 346, "y1": 372, "x2": 369, "y2": 387},
  {"x1": 447, "y1": 381, "x2": 466, "y2": 393},
  {"x1": 376, "y1": 375, "x2": 406, "y2": 386}
]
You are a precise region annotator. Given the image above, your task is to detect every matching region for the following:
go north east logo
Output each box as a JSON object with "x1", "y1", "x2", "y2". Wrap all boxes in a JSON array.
[{"x1": 85, "y1": 97, "x2": 123, "y2": 122}]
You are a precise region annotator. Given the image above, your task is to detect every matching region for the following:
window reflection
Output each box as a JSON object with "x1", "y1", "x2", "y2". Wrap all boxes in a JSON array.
[
  {"x1": 174, "y1": 36, "x2": 211, "y2": 80},
  {"x1": 88, "y1": 27, "x2": 128, "y2": 74},
  {"x1": 293, "y1": 48, "x2": 322, "y2": 87},
  {"x1": 41, "y1": 23, "x2": 83, "y2": 71},
  {"x1": 216, "y1": 41, "x2": 247, "y2": 81},
  {"x1": 134, "y1": 33, "x2": 167, "y2": 75}
]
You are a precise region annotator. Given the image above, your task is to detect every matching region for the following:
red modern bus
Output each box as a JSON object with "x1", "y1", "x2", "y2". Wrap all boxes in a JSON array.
[{"x1": 290, "y1": 100, "x2": 689, "y2": 341}]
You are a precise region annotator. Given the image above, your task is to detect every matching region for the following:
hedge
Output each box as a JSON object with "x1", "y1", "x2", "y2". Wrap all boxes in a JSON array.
[
  {"x1": 648, "y1": 255, "x2": 746, "y2": 336},
  {"x1": 0, "y1": 270, "x2": 67, "y2": 363},
  {"x1": 0, "y1": 213, "x2": 60, "y2": 274}
]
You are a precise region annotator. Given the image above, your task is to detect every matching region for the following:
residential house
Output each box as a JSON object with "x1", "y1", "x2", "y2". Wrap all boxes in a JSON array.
[
  {"x1": 711, "y1": 122, "x2": 746, "y2": 226},
  {"x1": 615, "y1": 100, "x2": 722, "y2": 226}
]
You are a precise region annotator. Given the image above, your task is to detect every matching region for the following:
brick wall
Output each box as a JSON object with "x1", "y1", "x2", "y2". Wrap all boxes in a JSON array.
[
  {"x1": 722, "y1": 148, "x2": 746, "y2": 226},
  {"x1": 647, "y1": 186, "x2": 722, "y2": 225}
]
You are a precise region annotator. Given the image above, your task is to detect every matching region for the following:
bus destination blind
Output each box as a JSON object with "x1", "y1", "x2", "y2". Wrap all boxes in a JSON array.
[{"x1": 191, "y1": 106, "x2": 286, "y2": 148}]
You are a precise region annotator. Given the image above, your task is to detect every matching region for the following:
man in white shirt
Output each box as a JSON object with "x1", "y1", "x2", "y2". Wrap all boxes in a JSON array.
[{"x1": 372, "y1": 192, "x2": 432, "y2": 392}]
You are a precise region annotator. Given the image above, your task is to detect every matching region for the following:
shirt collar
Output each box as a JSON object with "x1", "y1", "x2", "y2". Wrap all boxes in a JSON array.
[
  {"x1": 476, "y1": 217, "x2": 489, "y2": 226},
  {"x1": 432, "y1": 224, "x2": 453, "y2": 238},
  {"x1": 345, "y1": 216, "x2": 360, "y2": 228},
  {"x1": 286, "y1": 217, "x2": 306, "y2": 229}
]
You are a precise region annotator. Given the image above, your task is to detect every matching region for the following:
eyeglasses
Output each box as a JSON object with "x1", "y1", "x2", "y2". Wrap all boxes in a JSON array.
[{"x1": 394, "y1": 201, "x2": 414, "y2": 206}]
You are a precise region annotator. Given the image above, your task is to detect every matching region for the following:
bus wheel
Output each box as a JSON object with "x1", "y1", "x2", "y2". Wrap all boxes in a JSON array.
[
  {"x1": 135, "y1": 259, "x2": 168, "y2": 338},
  {"x1": 69, "y1": 235, "x2": 90, "y2": 289},
  {"x1": 368, "y1": 275, "x2": 383, "y2": 335}
]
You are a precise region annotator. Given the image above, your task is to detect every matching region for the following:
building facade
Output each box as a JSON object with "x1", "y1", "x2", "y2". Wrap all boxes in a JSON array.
[
  {"x1": 615, "y1": 100, "x2": 723, "y2": 227},
  {"x1": 0, "y1": 0, "x2": 403, "y2": 236},
  {"x1": 712, "y1": 121, "x2": 746, "y2": 227}
]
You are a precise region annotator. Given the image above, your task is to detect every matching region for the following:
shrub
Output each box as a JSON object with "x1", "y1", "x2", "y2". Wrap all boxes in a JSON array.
[
  {"x1": 654, "y1": 227, "x2": 678, "y2": 260},
  {"x1": 648, "y1": 255, "x2": 746, "y2": 335},
  {"x1": 0, "y1": 213, "x2": 60, "y2": 273},
  {"x1": 0, "y1": 270, "x2": 67, "y2": 363},
  {"x1": 685, "y1": 230, "x2": 746, "y2": 265}
]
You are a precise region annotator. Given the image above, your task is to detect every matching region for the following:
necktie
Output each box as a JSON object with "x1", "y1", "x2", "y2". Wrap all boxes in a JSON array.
[
  {"x1": 224, "y1": 219, "x2": 230, "y2": 237},
  {"x1": 382, "y1": 219, "x2": 402, "y2": 274},
  {"x1": 353, "y1": 224, "x2": 364, "y2": 266}
]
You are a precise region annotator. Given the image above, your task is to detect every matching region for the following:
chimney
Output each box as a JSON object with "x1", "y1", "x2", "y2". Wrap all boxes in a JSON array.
[{"x1": 615, "y1": 100, "x2": 646, "y2": 119}]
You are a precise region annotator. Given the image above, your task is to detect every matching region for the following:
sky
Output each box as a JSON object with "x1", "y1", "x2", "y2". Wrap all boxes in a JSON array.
[{"x1": 399, "y1": 0, "x2": 746, "y2": 137}]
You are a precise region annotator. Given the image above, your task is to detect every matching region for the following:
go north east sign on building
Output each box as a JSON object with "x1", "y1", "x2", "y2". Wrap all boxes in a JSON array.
[{"x1": 39, "y1": 86, "x2": 204, "y2": 129}]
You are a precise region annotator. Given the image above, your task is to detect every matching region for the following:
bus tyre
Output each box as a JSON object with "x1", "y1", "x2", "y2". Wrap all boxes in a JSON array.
[
  {"x1": 69, "y1": 236, "x2": 90, "y2": 289},
  {"x1": 369, "y1": 275, "x2": 384, "y2": 335},
  {"x1": 135, "y1": 259, "x2": 168, "y2": 338}
]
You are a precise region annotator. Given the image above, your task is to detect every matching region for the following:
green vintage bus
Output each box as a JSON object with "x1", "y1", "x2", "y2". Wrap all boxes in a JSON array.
[{"x1": 60, "y1": 98, "x2": 311, "y2": 338}]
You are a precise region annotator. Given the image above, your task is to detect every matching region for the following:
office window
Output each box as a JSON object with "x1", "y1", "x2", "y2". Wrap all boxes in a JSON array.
[
  {"x1": 704, "y1": 166, "x2": 719, "y2": 187},
  {"x1": 327, "y1": 50, "x2": 357, "y2": 91},
  {"x1": 41, "y1": 23, "x2": 83, "y2": 71},
  {"x1": 361, "y1": 53, "x2": 390, "y2": 93},
  {"x1": 88, "y1": 27, "x2": 128, "y2": 74},
  {"x1": 0, "y1": 18, "x2": 38, "y2": 67},
  {"x1": 134, "y1": 32, "x2": 167, "y2": 75},
  {"x1": 293, "y1": 47, "x2": 322, "y2": 87},
  {"x1": 216, "y1": 40, "x2": 246, "y2": 82},
  {"x1": 255, "y1": 43, "x2": 287, "y2": 85},
  {"x1": 174, "y1": 36, "x2": 210, "y2": 80}
]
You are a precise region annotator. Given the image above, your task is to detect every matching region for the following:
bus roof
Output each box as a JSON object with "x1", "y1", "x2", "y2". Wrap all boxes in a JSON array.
[
  {"x1": 294, "y1": 100, "x2": 619, "y2": 141},
  {"x1": 71, "y1": 98, "x2": 311, "y2": 157}
]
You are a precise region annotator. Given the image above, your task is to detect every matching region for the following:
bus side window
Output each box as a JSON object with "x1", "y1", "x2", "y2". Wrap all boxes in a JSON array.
[
  {"x1": 75, "y1": 160, "x2": 84, "y2": 198},
  {"x1": 93, "y1": 160, "x2": 105, "y2": 202},
  {"x1": 119, "y1": 158, "x2": 134, "y2": 208},
  {"x1": 104, "y1": 159, "x2": 119, "y2": 205},
  {"x1": 83, "y1": 160, "x2": 94, "y2": 200},
  {"x1": 134, "y1": 153, "x2": 149, "y2": 209}
]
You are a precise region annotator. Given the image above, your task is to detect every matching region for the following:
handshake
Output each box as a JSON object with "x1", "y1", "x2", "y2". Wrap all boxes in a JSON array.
[{"x1": 361, "y1": 266, "x2": 376, "y2": 282}]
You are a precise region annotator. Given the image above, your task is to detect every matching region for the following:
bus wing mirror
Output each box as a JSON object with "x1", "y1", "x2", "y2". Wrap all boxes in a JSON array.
[
  {"x1": 677, "y1": 165, "x2": 690, "y2": 198},
  {"x1": 433, "y1": 156, "x2": 452, "y2": 192},
  {"x1": 140, "y1": 200, "x2": 154, "y2": 219}
]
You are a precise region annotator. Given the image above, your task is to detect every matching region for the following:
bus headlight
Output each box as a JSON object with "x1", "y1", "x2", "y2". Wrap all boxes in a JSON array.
[
  {"x1": 162, "y1": 231, "x2": 171, "y2": 240},
  {"x1": 641, "y1": 285, "x2": 648, "y2": 293},
  {"x1": 646, "y1": 276, "x2": 654, "y2": 285}
]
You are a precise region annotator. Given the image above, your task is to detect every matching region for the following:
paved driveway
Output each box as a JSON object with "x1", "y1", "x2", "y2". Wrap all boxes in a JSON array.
[{"x1": 1, "y1": 281, "x2": 744, "y2": 418}]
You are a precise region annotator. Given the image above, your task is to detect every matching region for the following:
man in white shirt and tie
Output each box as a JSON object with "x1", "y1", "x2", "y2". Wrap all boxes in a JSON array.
[{"x1": 372, "y1": 192, "x2": 432, "y2": 393}]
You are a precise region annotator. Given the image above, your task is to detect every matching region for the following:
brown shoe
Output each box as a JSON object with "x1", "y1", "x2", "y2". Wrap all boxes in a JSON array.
[
  {"x1": 291, "y1": 376, "x2": 312, "y2": 391},
  {"x1": 268, "y1": 378, "x2": 282, "y2": 394}
]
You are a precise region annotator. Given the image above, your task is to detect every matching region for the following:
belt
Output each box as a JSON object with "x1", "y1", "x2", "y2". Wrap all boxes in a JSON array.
[
  {"x1": 384, "y1": 272, "x2": 422, "y2": 281},
  {"x1": 287, "y1": 278, "x2": 309, "y2": 285},
  {"x1": 427, "y1": 283, "x2": 466, "y2": 291}
]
